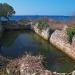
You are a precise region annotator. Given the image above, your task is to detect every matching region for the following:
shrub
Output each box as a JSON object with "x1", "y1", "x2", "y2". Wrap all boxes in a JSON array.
[
  {"x1": 38, "y1": 22, "x2": 49, "y2": 30},
  {"x1": 66, "y1": 27, "x2": 75, "y2": 43}
]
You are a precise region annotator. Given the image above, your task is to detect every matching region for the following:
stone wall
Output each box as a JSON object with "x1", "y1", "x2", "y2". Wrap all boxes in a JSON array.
[
  {"x1": 3, "y1": 24, "x2": 31, "y2": 30},
  {"x1": 50, "y1": 30, "x2": 75, "y2": 60},
  {"x1": 32, "y1": 25, "x2": 75, "y2": 60},
  {"x1": 32, "y1": 26, "x2": 50, "y2": 40}
]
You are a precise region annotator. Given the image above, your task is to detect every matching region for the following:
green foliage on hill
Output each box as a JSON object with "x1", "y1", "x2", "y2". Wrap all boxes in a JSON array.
[
  {"x1": 37, "y1": 22, "x2": 49, "y2": 30},
  {"x1": 66, "y1": 27, "x2": 75, "y2": 43}
]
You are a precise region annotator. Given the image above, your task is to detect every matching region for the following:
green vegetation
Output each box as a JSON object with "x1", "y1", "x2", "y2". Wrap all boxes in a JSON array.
[
  {"x1": 37, "y1": 22, "x2": 49, "y2": 30},
  {"x1": 18, "y1": 19, "x2": 31, "y2": 26},
  {"x1": 0, "y1": 3, "x2": 15, "y2": 26},
  {"x1": 0, "y1": 3, "x2": 15, "y2": 38},
  {"x1": 0, "y1": 3, "x2": 15, "y2": 20},
  {"x1": 66, "y1": 27, "x2": 75, "y2": 43}
]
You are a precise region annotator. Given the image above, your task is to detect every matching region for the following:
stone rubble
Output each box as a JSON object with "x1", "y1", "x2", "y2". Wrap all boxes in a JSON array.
[{"x1": 6, "y1": 54, "x2": 67, "y2": 75}]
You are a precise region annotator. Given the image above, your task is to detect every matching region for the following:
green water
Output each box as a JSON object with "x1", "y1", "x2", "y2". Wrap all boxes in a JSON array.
[{"x1": 1, "y1": 30, "x2": 75, "y2": 72}]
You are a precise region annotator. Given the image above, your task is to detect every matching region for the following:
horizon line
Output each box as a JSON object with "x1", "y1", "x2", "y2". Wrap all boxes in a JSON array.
[{"x1": 13, "y1": 14, "x2": 73, "y2": 16}]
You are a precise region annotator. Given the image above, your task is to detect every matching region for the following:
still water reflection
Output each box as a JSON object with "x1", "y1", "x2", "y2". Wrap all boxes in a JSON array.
[{"x1": 1, "y1": 30, "x2": 75, "y2": 72}]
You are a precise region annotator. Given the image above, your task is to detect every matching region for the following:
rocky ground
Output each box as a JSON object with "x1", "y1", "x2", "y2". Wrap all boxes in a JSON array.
[
  {"x1": 6, "y1": 54, "x2": 68, "y2": 75},
  {"x1": 0, "y1": 54, "x2": 9, "y2": 75},
  {"x1": 0, "y1": 53, "x2": 75, "y2": 75}
]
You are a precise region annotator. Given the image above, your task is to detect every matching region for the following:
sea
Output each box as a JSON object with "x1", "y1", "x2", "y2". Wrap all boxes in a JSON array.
[{"x1": 9, "y1": 15, "x2": 73, "y2": 22}]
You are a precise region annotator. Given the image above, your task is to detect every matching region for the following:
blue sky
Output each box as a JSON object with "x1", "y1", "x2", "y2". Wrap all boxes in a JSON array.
[{"x1": 0, "y1": 0, "x2": 75, "y2": 15}]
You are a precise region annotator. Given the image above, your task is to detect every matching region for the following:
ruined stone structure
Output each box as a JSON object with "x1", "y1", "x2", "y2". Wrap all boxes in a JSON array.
[
  {"x1": 50, "y1": 30, "x2": 75, "y2": 60},
  {"x1": 33, "y1": 25, "x2": 51, "y2": 40}
]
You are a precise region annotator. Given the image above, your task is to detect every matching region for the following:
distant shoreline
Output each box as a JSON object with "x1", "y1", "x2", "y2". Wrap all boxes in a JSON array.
[{"x1": 9, "y1": 15, "x2": 72, "y2": 22}]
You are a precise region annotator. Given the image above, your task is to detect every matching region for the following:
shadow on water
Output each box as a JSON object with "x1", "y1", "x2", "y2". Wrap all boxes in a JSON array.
[{"x1": 0, "y1": 30, "x2": 75, "y2": 72}]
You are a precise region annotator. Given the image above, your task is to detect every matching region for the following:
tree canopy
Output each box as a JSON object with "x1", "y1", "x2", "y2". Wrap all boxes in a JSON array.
[{"x1": 0, "y1": 3, "x2": 15, "y2": 20}]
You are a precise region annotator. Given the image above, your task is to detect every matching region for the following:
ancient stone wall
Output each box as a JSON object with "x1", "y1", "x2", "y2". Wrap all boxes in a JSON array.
[{"x1": 50, "y1": 30, "x2": 75, "y2": 60}]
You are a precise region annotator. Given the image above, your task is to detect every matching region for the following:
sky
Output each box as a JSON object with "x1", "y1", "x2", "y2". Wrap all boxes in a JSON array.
[{"x1": 0, "y1": 0, "x2": 75, "y2": 16}]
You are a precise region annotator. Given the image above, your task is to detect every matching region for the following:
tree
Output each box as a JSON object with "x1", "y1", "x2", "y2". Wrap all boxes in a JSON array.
[{"x1": 0, "y1": 3, "x2": 15, "y2": 21}]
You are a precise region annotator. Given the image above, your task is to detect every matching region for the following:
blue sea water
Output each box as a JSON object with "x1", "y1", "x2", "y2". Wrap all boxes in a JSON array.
[{"x1": 9, "y1": 15, "x2": 72, "y2": 22}]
